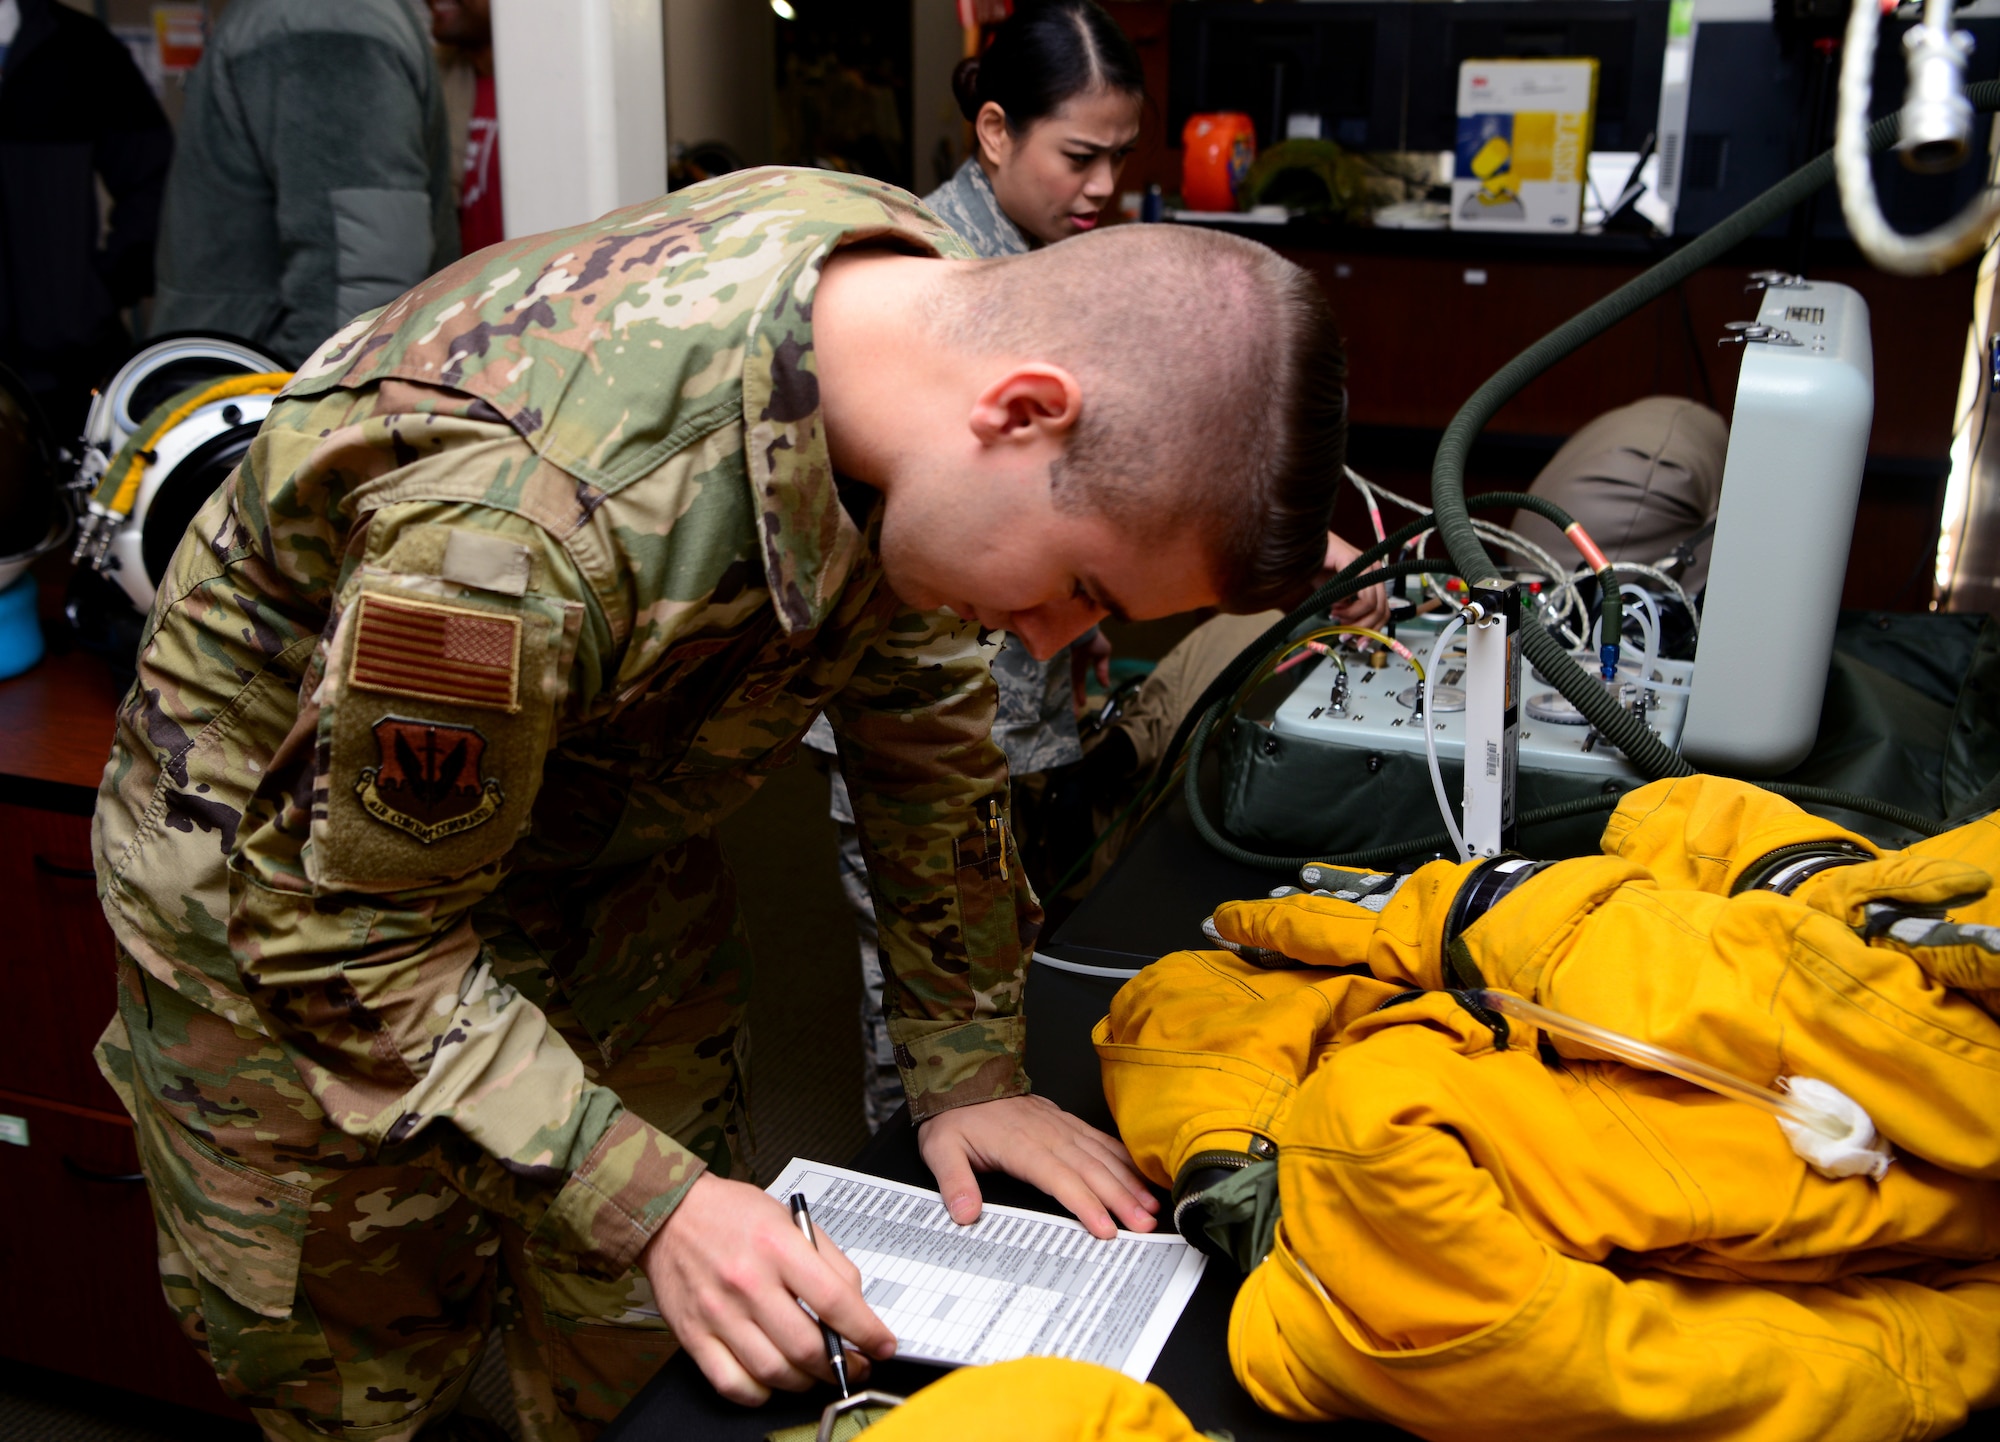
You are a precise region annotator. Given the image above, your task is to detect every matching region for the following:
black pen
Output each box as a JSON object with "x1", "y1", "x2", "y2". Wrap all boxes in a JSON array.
[{"x1": 787, "y1": 1192, "x2": 851, "y2": 1397}]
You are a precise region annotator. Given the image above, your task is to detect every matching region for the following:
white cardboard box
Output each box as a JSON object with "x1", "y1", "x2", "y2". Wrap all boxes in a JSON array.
[{"x1": 1451, "y1": 58, "x2": 1598, "y2": 233}]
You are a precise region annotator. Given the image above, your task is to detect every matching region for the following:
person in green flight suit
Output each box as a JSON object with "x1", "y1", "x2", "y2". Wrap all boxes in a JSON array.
[{"x1": 91, "y1": 166, "x2": 1346, "y2": 1439}]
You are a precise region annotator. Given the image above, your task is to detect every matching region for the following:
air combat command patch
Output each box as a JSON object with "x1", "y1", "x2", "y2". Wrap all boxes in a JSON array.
[{"x1": 355, "y1": 717, "x2": 505, "y2": 844}]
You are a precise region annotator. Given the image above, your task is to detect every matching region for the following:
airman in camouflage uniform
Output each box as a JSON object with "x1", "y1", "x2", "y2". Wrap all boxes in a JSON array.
[
  {"x1": 93, "y1": 169, "x2": 1043, "y2": 1440},
  {"x1": 91, "y1": 156, "x2": 1347, "y2": 1438}
]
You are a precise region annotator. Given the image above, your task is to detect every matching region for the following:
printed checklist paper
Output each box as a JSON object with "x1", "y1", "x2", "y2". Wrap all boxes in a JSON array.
[{"x1": 766, "y1": 1159, "x2": 1206, "y2": 1381}]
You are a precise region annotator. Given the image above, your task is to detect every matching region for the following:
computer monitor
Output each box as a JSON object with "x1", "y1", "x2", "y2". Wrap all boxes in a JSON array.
[
  {"x1": 1402, "y1": 1, "x2": 1670, "y2": 154},
  {"x1": 1169, "y1": 2, "x2": 1411, "y2": 152},
  {"x1": 1673, "y1": 17, "x2": 2000, "y2": 239}
]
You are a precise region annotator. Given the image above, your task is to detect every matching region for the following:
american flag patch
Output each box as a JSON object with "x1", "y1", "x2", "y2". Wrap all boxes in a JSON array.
[{"x1": 350, "y1": 595, "x2": 521, "y2": 712}]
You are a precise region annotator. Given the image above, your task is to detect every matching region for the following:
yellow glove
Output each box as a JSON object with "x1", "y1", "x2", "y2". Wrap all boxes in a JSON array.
[
  {"x1": 1885, "y1": 811, "x2": 2000, "y2": 1003},
  {"x1": 1209, "y1": 857, "x2": 1482, "y2": 988},
  {"x1": 1710, "y1": 804, "x2": 2000, "y2": 999},
  {"x1": 1856, "y1": 906, "x2": 2000, "y2": 999},
  {"x1": 1209, "y1": 854, "x2": 1644, "y2": 992},
  {"x1": 1601, "y1": 775, "x2": 2000, "y2": 995},
  {"x1": 1785, "y1": 851, "x2": 1991, "y2": 925},
  {"x1": 1902, "y1": 810, "x2": 2000, "y2": 926}
]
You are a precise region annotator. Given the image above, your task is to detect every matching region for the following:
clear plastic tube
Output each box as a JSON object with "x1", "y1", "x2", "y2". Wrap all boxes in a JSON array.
[
  {"x1": 1589, "y1": 586, "x2": 1661, "y2": 700},
  {"x1": 1425, "y1": 614, "x2": 1470, "y2": 862},
  {"x1": 1472, "y1": 990, "x2": 1847, "y2": 1139},
  {"x1": 1620, "y1": 583, "x2": 1659, "y2": 701},
  {"x1": 1620, "y1": 561, "x2": 1698, "y2": 631}
]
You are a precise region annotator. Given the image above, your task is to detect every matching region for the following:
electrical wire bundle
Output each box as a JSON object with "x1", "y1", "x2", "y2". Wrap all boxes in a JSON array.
[
  {"x1": 1349, "y1": 467, "x2": 1587, "y2": 643},
  {"x1": 1058, "y1": 490, "x2": 1631, "y2": 886}
]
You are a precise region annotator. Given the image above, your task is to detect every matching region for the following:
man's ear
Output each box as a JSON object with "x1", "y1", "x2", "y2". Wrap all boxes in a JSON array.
[{"x1": 968, "y1": 365, "x2": 1083, "y2": 448}]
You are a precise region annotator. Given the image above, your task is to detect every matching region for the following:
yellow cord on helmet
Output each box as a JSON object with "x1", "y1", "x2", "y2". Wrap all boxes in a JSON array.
[{"x1": 97, "y1": 372, "x2": 292, "y2": 518}]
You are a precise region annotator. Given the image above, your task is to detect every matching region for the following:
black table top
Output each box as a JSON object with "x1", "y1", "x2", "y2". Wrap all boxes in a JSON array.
[
  {"x1": 604, "y1": 803, "x2": 1406, "y2": 1440},
  {"x1": 1041, "y1": 792, "x2": 1283, "y2": 975}
]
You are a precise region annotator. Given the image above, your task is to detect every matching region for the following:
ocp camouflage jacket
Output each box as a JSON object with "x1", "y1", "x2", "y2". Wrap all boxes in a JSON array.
[{"x1": 94, "y1": 167, "x2": 1039, "y2": 1279}]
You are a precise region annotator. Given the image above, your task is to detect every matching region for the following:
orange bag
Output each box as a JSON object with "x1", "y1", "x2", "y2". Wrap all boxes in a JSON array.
[{"x1": 1181, "y1": 113, "x2": 1257, "y2": 212}]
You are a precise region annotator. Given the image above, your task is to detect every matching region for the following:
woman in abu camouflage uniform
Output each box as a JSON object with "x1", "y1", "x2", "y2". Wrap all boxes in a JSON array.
[{"x1": 927, "y1": 0, "x2": 1147, "y2": 772}]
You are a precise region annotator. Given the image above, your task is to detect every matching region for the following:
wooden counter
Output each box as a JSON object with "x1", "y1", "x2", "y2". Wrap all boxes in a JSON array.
[
  {"x1": 0, "y1": 645, "x2": 126, "y2": 808},
  {"x1": 0, "y1": 619, "x2": 251, "y2": 1421}
]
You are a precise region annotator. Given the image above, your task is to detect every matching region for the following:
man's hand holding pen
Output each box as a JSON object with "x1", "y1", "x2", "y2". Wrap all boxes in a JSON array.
[
  {"x1": 643, "y1": 1174, "x2": 893, "y2": 1406},
  {"x1": 646, "y1": 1095, "x2": 1150, "y2": 1405}
]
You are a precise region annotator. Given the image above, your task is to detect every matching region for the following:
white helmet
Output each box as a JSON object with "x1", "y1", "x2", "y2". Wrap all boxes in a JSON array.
[{"x1": 71, "y1": 333, "x2": 288, "y2": 613}]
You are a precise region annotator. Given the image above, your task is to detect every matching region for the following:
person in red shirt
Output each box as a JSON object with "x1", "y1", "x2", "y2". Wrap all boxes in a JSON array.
[{"x1": 429, "y1": 0, "x2": 503, "y2": 254}]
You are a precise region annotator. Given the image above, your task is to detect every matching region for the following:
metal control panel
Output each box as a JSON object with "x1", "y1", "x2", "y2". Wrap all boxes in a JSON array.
[{"x1": 1269, "y1": 619, "x2": 1692, "y2": 781}]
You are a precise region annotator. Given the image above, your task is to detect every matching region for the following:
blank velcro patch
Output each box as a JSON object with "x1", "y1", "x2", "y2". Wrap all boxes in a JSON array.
[{"x1": 351, "y1": 594, "x2": 521, "y2": 712}]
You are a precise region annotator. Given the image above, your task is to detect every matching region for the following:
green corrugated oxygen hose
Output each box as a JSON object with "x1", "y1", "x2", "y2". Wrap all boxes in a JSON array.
[
  {"x1": 1165, "y1": 89, "x2": 2000, "y2": 871},
  {"x1": 1427, "y1": 80, "x2": 2000, "y2": 798}
]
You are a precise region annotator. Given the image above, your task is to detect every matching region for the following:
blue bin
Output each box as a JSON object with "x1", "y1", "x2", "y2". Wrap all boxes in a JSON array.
[{"x1": 0, "y1": 573, "x2": 45, "y2": 680}]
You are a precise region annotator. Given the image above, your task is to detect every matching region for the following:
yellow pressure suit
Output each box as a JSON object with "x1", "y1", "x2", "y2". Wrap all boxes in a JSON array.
[{"x1": 1097, "y1": 777, "x2": 2000, "y2": 1442}]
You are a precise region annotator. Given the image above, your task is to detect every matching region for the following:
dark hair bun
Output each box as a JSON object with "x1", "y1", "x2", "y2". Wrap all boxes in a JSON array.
[
  {"x1": 954, "y1": 0, "x2": 1144, "y2": 136},
  {"x1": 951, "y1": 56, "x2": 984, "y2": 122}
]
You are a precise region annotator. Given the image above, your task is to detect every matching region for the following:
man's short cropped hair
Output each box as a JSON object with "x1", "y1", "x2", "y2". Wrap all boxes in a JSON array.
[{"x1": 933, "y1": 225, "x2": 1345, "y2": 612}]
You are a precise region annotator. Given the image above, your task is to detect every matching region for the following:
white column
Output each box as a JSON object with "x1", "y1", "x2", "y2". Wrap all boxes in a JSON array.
[{"x1": 489, "y1": 0, "x2": 669, "y2": 238}]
